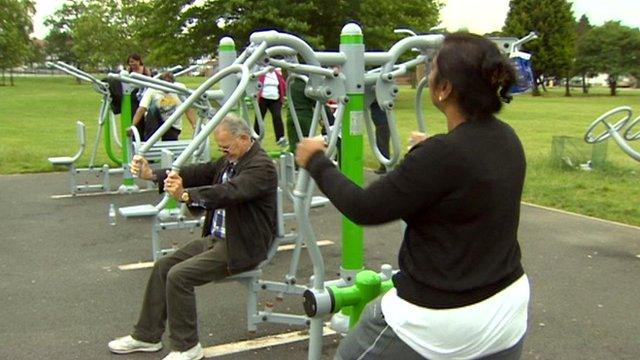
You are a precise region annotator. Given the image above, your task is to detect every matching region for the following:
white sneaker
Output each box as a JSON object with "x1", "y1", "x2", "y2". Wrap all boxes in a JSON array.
[
  {"x1": 108, "y1": 335, "x2": 162, "y2": 354},
  {"x1": 162, "y1": 343, "x2": 204, "y2": 360}
]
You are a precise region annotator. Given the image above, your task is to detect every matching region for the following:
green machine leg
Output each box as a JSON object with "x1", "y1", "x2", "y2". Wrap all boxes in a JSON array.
[{"x1": 118, "y1": 90, "x2": 139, "y2": 193}]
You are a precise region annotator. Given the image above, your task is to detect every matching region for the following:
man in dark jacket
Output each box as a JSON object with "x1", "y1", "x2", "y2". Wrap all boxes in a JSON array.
[{"x1": 108, "y1": 114, "x2": 278, "y2": 360}]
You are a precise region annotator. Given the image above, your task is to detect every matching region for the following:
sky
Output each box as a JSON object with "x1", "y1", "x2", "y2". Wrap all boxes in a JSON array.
[{"x1": 31, "y1": 0, "x2": 640, "y2": 39}]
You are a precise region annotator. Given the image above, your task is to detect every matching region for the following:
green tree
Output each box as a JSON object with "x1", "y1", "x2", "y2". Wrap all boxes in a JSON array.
[
  {"x1": 577, "y1": 21, "x2": 640, "y2": 96},
  {"x1": 136, "y1": 0, "x2": 440, "y2": 65},
  {"x1": 44, "y1": 0, "x2": 141, "y2": 72},
  {"x1": 503, "y1": 0, "x2": 576, "y2": 96},
  {"x1": 71, "y1": 0, "x2": 138, "y2": 70},
  {"x1": 573, "y1": 14, "x2": 593, "y2": 94},
  {"x1": 44, "y1": 0, "x2": 85, "y2": 68},
  {"x1": 27, "y1": 38, "x2": 46, "y2": 67},
  {"x1": 0, "y1": 0, "x2": 35, "y2": 85}
]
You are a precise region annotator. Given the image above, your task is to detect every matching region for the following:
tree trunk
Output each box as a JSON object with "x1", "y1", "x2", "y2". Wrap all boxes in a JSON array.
[
  {"x1": 564, "y1": 77, "x2": 571, "y2": 96},
  {"x1": 9, "y1": 69, "x2": 14, "y2": 86},
  {"x1": 581, "y1": 73, "x2": 588, "y2": 94},
  {"x1": 609, "y1": 80, "x2": 617, "y2": 96},
  {"x1": 540, "y1": 76, "x2": 548, "y2": 92},
  {"x1": 531, "y1": 73, "x2": 541, "y2": 96},
  {"x1": 1, "y1": 68, "x2": 5, "y2": 86}
]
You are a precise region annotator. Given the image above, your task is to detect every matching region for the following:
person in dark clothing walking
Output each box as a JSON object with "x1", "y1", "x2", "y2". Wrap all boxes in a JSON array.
[
  {"x1": 108, "y1": 114, "x2": 278, "y2": 360},
  {"x1": 296, "y1": 33, "x2": 529, "y2": 360}
]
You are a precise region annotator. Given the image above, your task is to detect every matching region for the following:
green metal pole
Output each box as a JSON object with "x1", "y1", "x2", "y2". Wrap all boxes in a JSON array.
[
  {"x1": 103, "y1": 111, "x2": 123, "y2": 165},
  {"x1": 339, "y1": 24, "x2": 365, "y2": 274},
  {"x1": 118, "y1": 90, "x2": 138, "y2": 193}
]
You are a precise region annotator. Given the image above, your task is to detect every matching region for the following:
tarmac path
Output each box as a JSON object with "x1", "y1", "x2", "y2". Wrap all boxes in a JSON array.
[{"x1": 1, "y1": 172, "x2": 638, "y2": 359}]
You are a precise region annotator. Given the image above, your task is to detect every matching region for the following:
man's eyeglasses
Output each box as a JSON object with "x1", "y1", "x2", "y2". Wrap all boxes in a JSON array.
[{"x1": 218, "y1": 139, "x2": 237, "y2": 153}]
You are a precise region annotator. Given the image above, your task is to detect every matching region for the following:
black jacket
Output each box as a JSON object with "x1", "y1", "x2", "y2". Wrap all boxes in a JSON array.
[
  {"x1": 155, "y1": 141, "x2": 278, "y2": 274},
  {"x1": 307, "y1": 118, "x2": 525, "y2": 309}
]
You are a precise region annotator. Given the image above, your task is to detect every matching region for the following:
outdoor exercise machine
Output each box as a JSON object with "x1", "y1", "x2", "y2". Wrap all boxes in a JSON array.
[
  {"x1": 490, "y1": 31, "x2": 538, "y2": 94},
  {"x1": 109, "y1": 25, "x2": 442, "y2": 359},
  {"x1": 47, "y1": 62, "x2": 207, "y2": 196},
  {"x1": 584, "y1": 106, "x2": 640, "y2": 162},
  {"x1": 209, "y1": 26, "x2": 443, "y2": 359},
  {"x1": 46, "y1": 61, "x2": 127, "y2": 195}
]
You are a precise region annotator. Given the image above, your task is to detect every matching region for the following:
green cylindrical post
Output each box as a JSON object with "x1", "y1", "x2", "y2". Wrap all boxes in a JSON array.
[
  {"x1": 218, "y1": 37, "x2": 238, "y2": 106},
  {"x1": 120, "y1": 91, "x2": 135, "y2": 187},
  {"x1": 103, "y1": 115, "x2": 123, "y2": 165},
  {"x1": 339, "y1": 24, "x2": 365, "y2": 273}
]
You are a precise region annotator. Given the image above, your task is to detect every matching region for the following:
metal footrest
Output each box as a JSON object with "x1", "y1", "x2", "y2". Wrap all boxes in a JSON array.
[
  {"x1": 48, "y1": 156, "x2": 75, "y2": 166},
  {"x1": 311, "y1": 196, "x2": 330, "y2": 208},
  {"x1": 119, "y1": 204, "x2": 158, "y2": 218}
]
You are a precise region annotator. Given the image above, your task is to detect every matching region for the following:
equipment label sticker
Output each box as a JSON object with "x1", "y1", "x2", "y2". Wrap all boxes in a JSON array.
[{"x1": 350, "y1": 111, "x2": 363, "y2": 135}]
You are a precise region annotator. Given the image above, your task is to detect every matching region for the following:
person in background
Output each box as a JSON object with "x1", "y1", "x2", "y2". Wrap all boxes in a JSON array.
[
  {"x1": 104, "y1": 53, "x2": 152, "y2": 118},
  {"x1": 255, "y1": 67, "x2": 288, "y2": 148},
  {"x1": 285, "y1": 76, "x2": 336, "y2": 154},
  {"x1": 108, "y1": 114, "x2": 278, "y2": 360},
  {"x1": 296, "y1": 32, "x2": 529, "y2": 360},
  {"x1": 127, "y1": 53, "x2": 153, "y2": 136},
  {"x1": 131, "y1": 72, "x2": 197, "y2": 141},
  {"x1": 127, "y1": 53, "x2": 152, "y2": 77}
]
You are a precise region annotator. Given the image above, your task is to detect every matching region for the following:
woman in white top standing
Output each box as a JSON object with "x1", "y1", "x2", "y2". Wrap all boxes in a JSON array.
[{"x1": 256, "y1": 67, "x2": 288, "y2": 148}]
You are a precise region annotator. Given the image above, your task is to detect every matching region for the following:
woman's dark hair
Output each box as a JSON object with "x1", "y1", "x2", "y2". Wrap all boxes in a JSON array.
[
  {"x1": 127, "y1": 53, "x2": 144, "y2": 66},
  {"x1": 127, "y1": 53, "x2": 151, "y2": 76},
  {"x1": 433, "y1": 32, "x2": 516, "y2": 121}
]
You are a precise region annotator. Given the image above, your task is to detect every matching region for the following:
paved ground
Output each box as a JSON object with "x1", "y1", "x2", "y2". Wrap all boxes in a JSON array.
[{"x1": 1, "y1": 171, "x2": 639, "y2": 360}]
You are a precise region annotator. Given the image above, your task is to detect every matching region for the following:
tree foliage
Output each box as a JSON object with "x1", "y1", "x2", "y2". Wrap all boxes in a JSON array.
[
  {"x1": 44, "y1": 0, "x2": 86, "y2": 65},
  {"x1": 45, "y1": 0, "x2": 140, "y2": 70},
  {"x1": 0, "y1": 0, "x2": 35, "y2": 85},
  {"x1": 503, "y1": 0, "x2": 576, "y2": 95},
  {"x1": 42, "y1": 0, "x2": 440, "y2": 69},
  {"x1": 577, "y1": 21, "x2": 640, "y2": 95}
]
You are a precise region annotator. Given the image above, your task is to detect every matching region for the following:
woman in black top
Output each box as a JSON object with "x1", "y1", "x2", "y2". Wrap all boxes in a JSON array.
[{"x1": 296, "y1": 33, "x2": 528, "y2": 359}]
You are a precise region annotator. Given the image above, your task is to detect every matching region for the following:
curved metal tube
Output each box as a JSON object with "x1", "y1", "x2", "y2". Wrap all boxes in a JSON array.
[
  {"x1": 233, "y1": 41, "x2": 269, "y2": 69},
  {"x1": 174, "y1": 65, "x2": 199, "y2": 78},
  {"x1": 250, "y1": 31, "x2": 321, "y2": 67},
  {"x1": 146, "y1": 64, "x2": 250, "y2": 211},
  {"x1": 286, "y1": 74, "x2": 308, "y2": 142},
  {"x1": 362, "y1": 105, "x2": 402, "y2": 168},
  {"x1": 172, "y1": 64, "x2": 251, "y2": 170},
  {"x1": 292, "y1": 102, "x2": 326, "y2": 291},
  {"x1": 108, "y1": 107, "x2": 122, "y2": 148},
  {"x1": 383, "y1": 55, "x2": 427, "y2": 80},
  {"x1": 140, "y1": 64, "x2": 248, "y2": 155},
  {"x1": 265, "y1": 45, "x2": 298, "y2": 59},
  {"x1": 127, "y1": 72, "x2": 192, "y2": 95},
  {"x1": 325, "y1": 104, "x2": 345, "y2": 159},
  {"x1": 415, "y1": 76, "x2": 429, "y2": 133},
  {"x1": 606, "y1": 123, "x2": 640, "y2": 161},
  {"x1": 112, "y1": 72, "x2": 212, "y2": 145},
  {"x1": 623, "y1": 114, "x2": 640, "y2": 141},
  {"x1": 48, "y1": 61, "x2": 110, "y2": 95},
  {"x1": 584, "y1": 106, "x2": 632, "y2": 144},
  {"x1": 268, "y1": 58, "x2": 336, "y2": 78}
]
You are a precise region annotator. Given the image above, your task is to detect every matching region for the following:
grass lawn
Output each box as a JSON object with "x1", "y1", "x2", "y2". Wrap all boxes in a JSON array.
[{"x1": 1, "y1": 76, "x2": 639, "y2": 226}]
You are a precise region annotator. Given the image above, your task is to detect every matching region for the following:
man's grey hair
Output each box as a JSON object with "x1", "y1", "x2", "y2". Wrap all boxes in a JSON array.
[{"x1": 216, "y1": 113, "x2": 252, "y2": 137}]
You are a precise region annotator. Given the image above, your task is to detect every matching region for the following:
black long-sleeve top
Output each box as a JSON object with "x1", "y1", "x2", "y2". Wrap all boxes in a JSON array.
[{"x1": 306, "y1": 117, "x2": 526, "y2": 308}]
